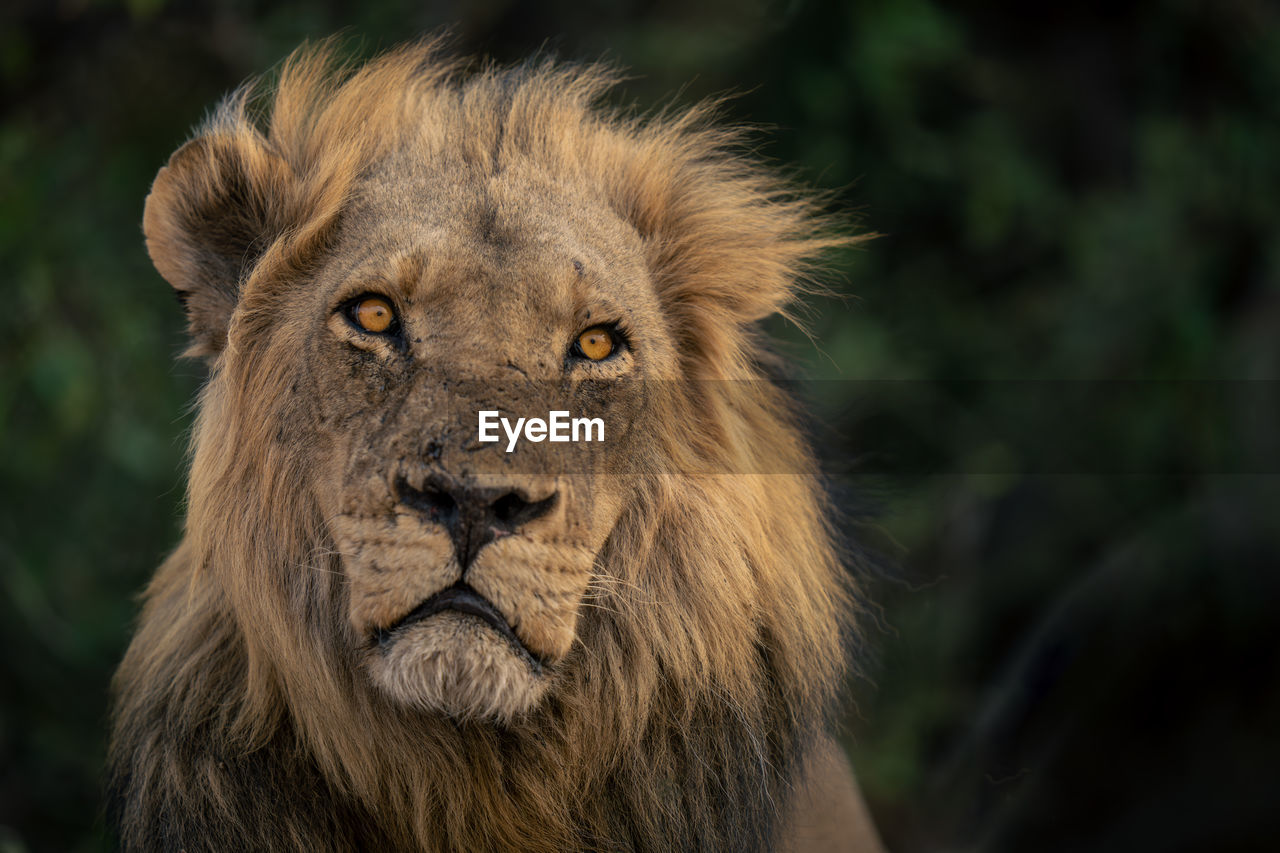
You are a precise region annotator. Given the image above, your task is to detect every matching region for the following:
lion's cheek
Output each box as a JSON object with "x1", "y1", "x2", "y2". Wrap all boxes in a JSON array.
[
  {"x1": 330, "y1": 513, "x2": 457, "y2": 637},
  {"x1": 467, "y1": 536, "x2": 592, "y2": 661},
  {"x1": 571, "y1": 476, "x2": 628, "y2": 547}
]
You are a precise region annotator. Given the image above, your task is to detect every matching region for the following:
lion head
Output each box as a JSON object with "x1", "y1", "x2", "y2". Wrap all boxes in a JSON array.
[{"x1": 111, "y1": 40, "x2": 863, "y2": 852}]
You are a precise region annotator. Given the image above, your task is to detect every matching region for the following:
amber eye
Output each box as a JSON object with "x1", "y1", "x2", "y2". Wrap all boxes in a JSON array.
[
  {"x1": 350, "y1": 296, "x2": 396, "y2": 334},
  {"x1": 575, "y1": 326, "x2": 615, "y2": 361}
]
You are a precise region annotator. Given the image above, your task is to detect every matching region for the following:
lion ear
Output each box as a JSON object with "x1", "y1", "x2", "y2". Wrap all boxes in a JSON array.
[{"x1": 143, "y1": 131, "x2": 289, "y2": 358}]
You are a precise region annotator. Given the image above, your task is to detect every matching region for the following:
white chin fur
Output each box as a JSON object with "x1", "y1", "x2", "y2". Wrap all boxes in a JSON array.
[{"x1": 369, "y1": 612, "x2": 547, "y2": 722}]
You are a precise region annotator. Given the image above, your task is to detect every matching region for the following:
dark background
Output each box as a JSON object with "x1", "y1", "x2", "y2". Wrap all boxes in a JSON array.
[{"x1": 2, "y1": 1, "x2": 1278, "y2": 851}]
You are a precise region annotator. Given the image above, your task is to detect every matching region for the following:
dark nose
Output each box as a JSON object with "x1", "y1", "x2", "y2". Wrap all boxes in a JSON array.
[{"x1": 395, "y1": 475, "x2": 557, "y2": 571}]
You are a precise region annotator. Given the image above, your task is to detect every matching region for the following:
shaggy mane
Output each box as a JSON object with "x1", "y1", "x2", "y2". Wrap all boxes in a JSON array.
[{"x1": 111, "y1": 39, "x2": 863, "y2": 852}]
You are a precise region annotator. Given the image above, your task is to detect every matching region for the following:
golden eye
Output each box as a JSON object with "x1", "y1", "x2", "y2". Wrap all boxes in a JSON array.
[
  {"x1": 352, "y1": 296, "x2": 395, "y2": 334},
  {"x1": 576, "y1": 326, "x2": 615, "y2": 361}
]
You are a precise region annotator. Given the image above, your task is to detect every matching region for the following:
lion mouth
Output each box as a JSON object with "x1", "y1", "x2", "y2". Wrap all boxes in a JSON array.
[{"x1": 374, "y1": 582, "x2": 544, "y2": 673}]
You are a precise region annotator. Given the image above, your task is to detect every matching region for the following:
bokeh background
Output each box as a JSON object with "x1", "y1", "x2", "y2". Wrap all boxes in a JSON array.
[{"x1": 2, "y1": 1, "x2": 1278, "y2": 850}]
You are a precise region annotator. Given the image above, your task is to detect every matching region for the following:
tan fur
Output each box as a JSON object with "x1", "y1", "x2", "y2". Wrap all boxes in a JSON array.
[{"x1": 110, "y1": 39, "x2": 876, "y2": 852}]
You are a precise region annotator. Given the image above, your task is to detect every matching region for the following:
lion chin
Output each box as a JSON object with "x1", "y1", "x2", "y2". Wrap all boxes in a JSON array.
[
  {"x1": 371, "y1": 612, "x2": 548, "y2": 722},
  {"x1": 367, "y1": 583, "x2": 549, "y2": 721}
]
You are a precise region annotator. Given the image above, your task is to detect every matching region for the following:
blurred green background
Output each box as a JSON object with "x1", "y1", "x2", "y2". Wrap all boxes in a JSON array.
[{"x1": 2, "y1": 1, "x2": 1278, "y2": 851}]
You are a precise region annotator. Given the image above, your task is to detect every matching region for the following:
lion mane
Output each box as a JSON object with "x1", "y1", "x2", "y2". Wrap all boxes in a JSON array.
[{"x1": 109, "y1": 40, "x2": 864, "y2": 852}]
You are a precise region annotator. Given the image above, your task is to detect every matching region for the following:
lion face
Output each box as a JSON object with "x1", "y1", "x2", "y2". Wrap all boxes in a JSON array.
[
  {"x1": 145, "y1": 113, "x2": 684, "y2": 721},
  {"x1": 139, "y1": 45, "x2": 847, "y2": 738},
  {"x1": 262, "y1": 161, "x2": 670, "y2": 720}
]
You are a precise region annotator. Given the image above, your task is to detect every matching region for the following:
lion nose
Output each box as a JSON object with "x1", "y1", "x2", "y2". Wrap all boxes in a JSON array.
[{"x1": 395, "y1": 475, "x2": 557, "y2": 571}]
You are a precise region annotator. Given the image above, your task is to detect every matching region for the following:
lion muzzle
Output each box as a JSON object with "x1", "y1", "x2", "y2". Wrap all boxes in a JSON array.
[{"x1": 394, "y1": 473, "x2": 557, "y2": 572}]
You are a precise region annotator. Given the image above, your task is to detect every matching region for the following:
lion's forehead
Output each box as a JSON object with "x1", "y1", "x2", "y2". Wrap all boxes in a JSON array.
[{"x1": 348, "y1": 155, "x2": 643, "y2": 263}]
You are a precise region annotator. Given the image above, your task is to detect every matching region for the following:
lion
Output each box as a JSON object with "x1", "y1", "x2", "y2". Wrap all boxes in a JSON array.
[{"x1": 108, "y1": 40, "x2": 884, "y2": 852}]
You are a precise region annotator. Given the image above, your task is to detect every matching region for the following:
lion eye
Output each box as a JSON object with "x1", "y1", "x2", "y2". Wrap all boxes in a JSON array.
[
  {"x1": 575, "y1": 326, "x2": 615, "y2": 361},
  {"x1": 350, "y1": 296, "x2": 396, "y2": 334}
]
